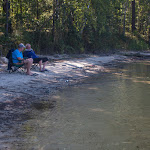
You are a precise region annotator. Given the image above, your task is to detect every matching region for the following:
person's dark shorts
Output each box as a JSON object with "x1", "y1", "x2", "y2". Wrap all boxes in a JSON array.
[{"x1": 33, "y1": 57, "x2": 48, "y2": 63}]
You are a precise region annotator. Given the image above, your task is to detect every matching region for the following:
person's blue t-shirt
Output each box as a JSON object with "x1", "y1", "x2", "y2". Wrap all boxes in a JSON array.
[
  {"x1": 12, "y1": 49, "x2": 23, "y2": 63},
  {"x1": 23, "y1": 49, "x2": 38, "y2": 59}
]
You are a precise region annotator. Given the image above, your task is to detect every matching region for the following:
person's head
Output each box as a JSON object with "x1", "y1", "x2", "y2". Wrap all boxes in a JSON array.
[
  {"x1": 26, "y1": 43, "x2": 31, "y2": 49},
  {"x1": 18, "y1": 43, "x2": 25, "y2": 51}
]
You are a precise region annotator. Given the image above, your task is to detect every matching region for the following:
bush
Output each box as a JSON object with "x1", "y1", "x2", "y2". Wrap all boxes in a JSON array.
[
  {"x1": 128, "y1": 39, "x2": 149, "y2": 51},
  {"x1": 1, "y1": 30, "x2": 149, "y2": 56}
]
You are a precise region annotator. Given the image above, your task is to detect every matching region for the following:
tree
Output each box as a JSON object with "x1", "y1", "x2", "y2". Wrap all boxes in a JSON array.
[
  {"x1": 3, "y1": 0, "x2": 11, "y2": 36},
  {"x1": 132, "y1": 0, "x2": 136, "y2": 32},
  {"x1": 0, "y1": 0, "x2": 149, "y2": 53}
]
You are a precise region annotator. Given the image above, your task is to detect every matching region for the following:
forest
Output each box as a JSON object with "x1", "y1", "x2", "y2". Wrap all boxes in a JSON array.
[{"x1": 0, "y1": 0, "x2": 150, "y2": 55}]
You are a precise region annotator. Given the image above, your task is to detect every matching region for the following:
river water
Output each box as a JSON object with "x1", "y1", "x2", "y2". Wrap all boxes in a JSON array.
[{"x1": 12, "y1": 61, "x2": 150, "y2": 150}]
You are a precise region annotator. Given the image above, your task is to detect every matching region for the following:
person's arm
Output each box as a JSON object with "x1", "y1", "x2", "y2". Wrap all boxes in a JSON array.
[
  {"x1": 34, "y1": 51, "x2": 38, "y2": 57},
  {"x1": 16, "y1": 57, "x2": 24, "y2": 64},
  {"x1": 30, "y1": 51, "x2": 38, "y2": 58},
  {"x1": 17, "y1": 57, "x2": 24, "y2": 60}
]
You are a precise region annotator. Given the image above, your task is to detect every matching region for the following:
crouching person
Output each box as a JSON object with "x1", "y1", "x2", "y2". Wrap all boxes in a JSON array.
[
  {"x1": 24, "y1": 44, "x2": 48, "y2": 72},
  {"x1": 12, "y1": 43, "x2": 33, "y2": 75}
]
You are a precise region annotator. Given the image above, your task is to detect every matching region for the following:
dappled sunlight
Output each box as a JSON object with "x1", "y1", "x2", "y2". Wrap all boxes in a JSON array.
[
  {"x1": 91, "y1": 108, "x2": 105, "y2": 112},
  {"x1": 64, "y1": 61, "x2": 89, "y2": 68},
  {"x1": 113, "y1": 71, "x2": 150, "y2": 85},
  {"x1": 111, "y1": 61, "x2": 150, "y2": 85},
  {"x1": 86, "y1": 70, "x2": 98, "y2": 74},
  {"x1": 113, "y1": 72, "x2": 129, "y2": 77},
  {"x1": 116, "y1": 74, "x2": 150, "y2": 85},
  {"x1": 90, "y1": 108, "x2": 112, "y2": 115},
  {"x1": 132, "y1": 80, "x2": 150, "y2": 85},
  {"x1": 122, "y1": 141, "x2": 133, "y2": 144},
  {"x1": 51, "y1": 95, "x2": 61, "y2": 100},
  {"x1": 0, "y1": 55, "x2": 121, "y2": 99},
  {"x1": 88, "y1": 87, "x2": 99, "y2": 90}
]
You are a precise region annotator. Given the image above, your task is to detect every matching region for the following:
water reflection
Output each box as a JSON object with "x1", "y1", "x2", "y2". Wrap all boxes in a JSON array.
[{"x1": 13, "y1": 61, "x2": 150, "y2": 150}]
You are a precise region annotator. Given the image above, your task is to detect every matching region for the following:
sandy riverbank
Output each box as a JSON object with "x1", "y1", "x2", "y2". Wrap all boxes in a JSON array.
[
  {"x1": 0, "y1": 54, "x2": 127, "y2": 149},
  {"x1": 0, "y1": 55, "x2": 127, "y2": 102}
]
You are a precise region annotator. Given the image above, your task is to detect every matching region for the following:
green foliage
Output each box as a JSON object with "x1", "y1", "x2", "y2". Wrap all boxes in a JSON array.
[
  {"x1": 0, "y1": 0, "x2": 150, "y2": 55},
  {"x1": 128, "y1": 39, "x2": 149, "y2": 51}
]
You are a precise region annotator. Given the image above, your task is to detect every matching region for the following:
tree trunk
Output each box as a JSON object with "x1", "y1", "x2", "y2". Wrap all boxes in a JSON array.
[
  {"x1": 6, "y1": 0, "x2": 9, "y2": 36},
  {"x1": 17, "y1": 0, "x2": 19, "y2": 24},
  {"x1": 11, "y1": 0, "x2": 13, "y2": 13},
  {"x1": 3, "y1": 0, "x2": 9, "y2": 36},
  {"x1": 52, "y1": 0, "x2": 56, "y2": 43},
  {"x1": 132, "y1": 0, "x2": 136, "y2": 32},
  {"x1": 148, "y1": 27, "x2": 150, "y2": 46},
  {"x1": 36, "y1": 0, "x2": 39, "y2": 19},
  {"x1": 148, "y1": 12, "x2": 150, "y2": 45},
  {"x1": 20, "y1": 0, "x2": 23, "y2": 24},
  {"x1": 123, "y1": 3, "x2": 127, "y2": 36}
]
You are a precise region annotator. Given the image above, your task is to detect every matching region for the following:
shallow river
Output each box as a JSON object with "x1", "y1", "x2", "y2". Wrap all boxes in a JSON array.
[{"x1": 13, "y1": 61, "x2": 150, "y2": 150}]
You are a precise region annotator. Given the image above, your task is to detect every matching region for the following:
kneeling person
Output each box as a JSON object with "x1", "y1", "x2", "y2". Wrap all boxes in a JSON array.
[
  {"x1": 24, "y1": 44, "x2": 48, "y2": 72},
  {"x1": 12, "y1": 43, "x2": 33, "y2": 75}
]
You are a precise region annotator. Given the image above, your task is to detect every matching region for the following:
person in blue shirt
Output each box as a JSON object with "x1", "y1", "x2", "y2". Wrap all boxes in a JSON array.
[
  {"x1": 24, "y1": 44, "x2": 48, "y2": 72},
  {"x1": 12, "y1": 43, "x2": 33, "y2": 75}
]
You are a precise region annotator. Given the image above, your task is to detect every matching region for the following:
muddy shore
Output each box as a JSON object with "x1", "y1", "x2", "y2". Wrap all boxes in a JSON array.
[{"x1": 0, "y1": 54, "x2": 129, "y2": 149}]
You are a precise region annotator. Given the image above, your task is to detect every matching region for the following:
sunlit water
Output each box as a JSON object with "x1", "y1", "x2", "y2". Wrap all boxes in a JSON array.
[{"x1": 13, "y1": 61, "x2": 150, "y2": 150}]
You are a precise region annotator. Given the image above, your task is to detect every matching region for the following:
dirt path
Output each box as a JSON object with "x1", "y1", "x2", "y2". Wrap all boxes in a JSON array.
[{"x1": 0, "y1": 54, "x2": 126, "y2": 149}]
